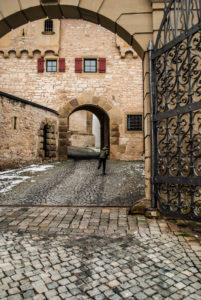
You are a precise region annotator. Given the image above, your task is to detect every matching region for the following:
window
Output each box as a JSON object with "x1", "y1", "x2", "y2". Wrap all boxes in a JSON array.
[
  {"x1": 44, "y1": 19, "x2": 53, "y2": 33},
  {"x1": 13, "y1": 116, "x2": 17, "y2": 130},
  {"x1": 38, "y1": 58, "x2": 65, "y2": 73},
  {"x1": 84, "y1": 59, "x2": 97, "y2": 73},
  {"x1": 75, "y1": 58, "x2": 106, "y2": 73},
  {"x1": 127, "y1": 115, "x2": 142, "y2": 131},
  {"x1": 46, "y1": 60, "x2": 57, "y2": 72}
]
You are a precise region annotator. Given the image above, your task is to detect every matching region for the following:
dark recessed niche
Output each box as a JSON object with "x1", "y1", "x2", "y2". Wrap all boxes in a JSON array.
[{"x1": 41, "y1": 0, "x2": 58, "y2": 4}]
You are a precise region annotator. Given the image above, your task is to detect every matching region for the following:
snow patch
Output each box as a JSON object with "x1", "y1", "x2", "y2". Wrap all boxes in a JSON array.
[
  {"x1": 0, "y1": 179, "x2": 26, "y2": 194},
  {"x1": 17, "y1": 164, "x2": 54, "y2": 174},
  {"x1": 0, "y1": 163, "x2": 55, "y2": 194}
]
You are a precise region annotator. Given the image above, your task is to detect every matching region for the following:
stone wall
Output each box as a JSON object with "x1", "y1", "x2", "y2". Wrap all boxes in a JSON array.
[
  {"x1": 0, "y1": 93, "x2": 59, "y2": 170},
  {"x1": 69, "y1": 111, "x2": 95, "y2": 148},
  {"x1": 0, "y1": 19, "x2": 144, "y2": 161}
]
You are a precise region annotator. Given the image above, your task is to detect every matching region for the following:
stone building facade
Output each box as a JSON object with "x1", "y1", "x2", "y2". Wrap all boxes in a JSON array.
[
  {"x1": 0, "y1": 18, "x2": 144, "y2": 164},
  {"x1": 0, "y1": 92, "x2": 59, "y2": 170},
  {"x1": 0, "y1": 0, "x2": 170, "y2": 205}
]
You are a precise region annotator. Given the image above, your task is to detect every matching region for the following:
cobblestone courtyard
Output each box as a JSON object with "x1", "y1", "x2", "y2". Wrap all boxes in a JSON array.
[
  {"x1": 0, "y1": 161, "x2": 201, "y2": 299},
  {"x1": 0, "y1": 160, "x2": 145, "y2": 206},
  {"x1": 0, "y1": 207, "x2": 201, "y2": 300}
]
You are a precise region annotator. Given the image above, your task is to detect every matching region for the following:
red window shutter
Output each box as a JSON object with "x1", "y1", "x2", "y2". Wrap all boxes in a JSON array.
[
  {"x1": 75, "y1": 58, "x2": 82, "y2": 73},
  {"x1": 59, "y1": 58, "x2": 65, "y2": 72},
  {"x1": 99, "y1": 58, "x2": 106, "y2": 73},
  {"x1": 38, "y1": 58, "x2": 44, "y2": 73}
]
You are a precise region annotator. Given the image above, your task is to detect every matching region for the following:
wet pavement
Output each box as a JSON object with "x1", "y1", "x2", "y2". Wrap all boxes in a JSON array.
[{"x1": 0, "y1": 160, "x2": 145, "y2": 206}]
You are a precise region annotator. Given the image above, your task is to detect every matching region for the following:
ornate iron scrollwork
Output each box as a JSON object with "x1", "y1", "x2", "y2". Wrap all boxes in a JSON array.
[{"x1": 151, "y1": 0, "x2": 201, "y2": 221}]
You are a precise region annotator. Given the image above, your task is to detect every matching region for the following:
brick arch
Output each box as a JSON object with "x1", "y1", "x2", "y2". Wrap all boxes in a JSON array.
[
  {"x1": 58, "y1": 95, "x2": 122, "y2": 160},
  {"x1": 0, "y1": 0, "x2": 152, "y2": 58}
]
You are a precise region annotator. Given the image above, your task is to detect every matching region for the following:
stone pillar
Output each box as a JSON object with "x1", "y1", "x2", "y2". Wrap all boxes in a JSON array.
[
  {"x1": 130, "y1": 50, "x2": 153, "y2": 214},
  {"x1": 58, "y1": 116, "x2": 68, "y2": 160},
  {"x1": 151, "y1": 0, "x2": 165, "y2": 44}
]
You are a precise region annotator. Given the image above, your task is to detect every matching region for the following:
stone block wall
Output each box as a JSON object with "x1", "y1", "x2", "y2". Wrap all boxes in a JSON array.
[
  {"x1": 69, "y1": 132, "x2": 95, "y2": 148},
  {"x1": 0, "y1": 93, "x2": 59, "y2": 170},
  {"x1": 69, "y1": 111, "x2": 95, "y2": 148},
  {"x1": 0, "y1": 19, "x2": 144, "y2": 161}
]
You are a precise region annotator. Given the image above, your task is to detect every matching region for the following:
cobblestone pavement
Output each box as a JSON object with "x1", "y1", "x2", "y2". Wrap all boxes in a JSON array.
[
  {"x1": 0, "y1": 207, "x2": 201, "y2": 300},
  {"x1": 0, "y1": 160, "x2": 145, "y2": 206}
]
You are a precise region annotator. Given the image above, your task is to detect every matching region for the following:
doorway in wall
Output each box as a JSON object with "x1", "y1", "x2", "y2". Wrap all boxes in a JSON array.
[{"x1": 67, "y1": 104, "x2": 110, "y2": 158}]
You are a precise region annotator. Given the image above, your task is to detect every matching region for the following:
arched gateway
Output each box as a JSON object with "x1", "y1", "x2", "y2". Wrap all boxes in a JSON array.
[
  {"x1": 0, "y1": 0, "x2": 155, "y2": 212},
  {"x1": 69, "y1": 105, "x2": 110, "y2": 150},
  {"x1": 0, "y1": 0, "x2": 153, "y2": 58},
  {"x1": 59, "y1": 96, "x2": 122, "y2": 160},
  {"x1": 1, "y1": 1, "x2": 200, "y2": 220}
]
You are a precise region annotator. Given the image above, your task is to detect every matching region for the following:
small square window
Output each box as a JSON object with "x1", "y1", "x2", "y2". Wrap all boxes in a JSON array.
[
  {"x1": 46, "y1": 60, "x2": 57, "y2": 72},
  {"x1": 44, "y1": 19, "x2": 53, "y2": 32},
  {"x1": 127, "y1": 115, "x2": 142, "y2": 131},
  {"x1": 84, "y1": 59, "x2": 97, "y2": 73}
]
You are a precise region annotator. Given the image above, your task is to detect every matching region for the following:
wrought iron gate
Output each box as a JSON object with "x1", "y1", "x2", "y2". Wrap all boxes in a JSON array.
[{"x1": 150, "y1": 0, "x2": 201, "y2": 221}]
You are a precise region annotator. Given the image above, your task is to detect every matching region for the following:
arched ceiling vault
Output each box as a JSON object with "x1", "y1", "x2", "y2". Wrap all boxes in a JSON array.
[
  {"x1": 70, "y1": 104, "x2": 109, "y2": 123},
  {"x1": 0, "y1": 0, "x2": 154, "y2": 58}
]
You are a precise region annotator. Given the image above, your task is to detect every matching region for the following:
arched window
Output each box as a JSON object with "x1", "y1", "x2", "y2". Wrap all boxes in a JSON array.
[{"x1": 44, "y1": 19, "x2": 53, "y2": 33}]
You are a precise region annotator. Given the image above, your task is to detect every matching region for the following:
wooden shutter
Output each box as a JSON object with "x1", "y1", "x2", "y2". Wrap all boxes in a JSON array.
[
  {"x1": 37, "y1": 58, "x2": 44, "y2": 73},
  {"x1": 59, "y1": 58, "x2": 65, "y2": 72},
  {"x1": 99, "y1": 58, "x2": 106, "y2": 73},
  {"x1": 75, "y1": 58, "x2": 82, "y2": 73}
]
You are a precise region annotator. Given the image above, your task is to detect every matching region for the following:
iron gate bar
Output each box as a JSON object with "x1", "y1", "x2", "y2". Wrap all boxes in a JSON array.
[
  {"x1": 154, "y1": 100, "x2": 201, "y2": 121},
  {"x1": 148, "y1": 40, "x2": 157, "y2": 209},
  {"x1": 150, "y1": 0, "x2": 201, "y2": 222},
  {"x1": 152, "y1": 23, "x2": 201, "y2": 59},
  {"x1": 154, "y1": 0, "x2": 201, "y2": 51},
  {"x1": 155, "y1": 176, "x2": 201, "y2": 185}
]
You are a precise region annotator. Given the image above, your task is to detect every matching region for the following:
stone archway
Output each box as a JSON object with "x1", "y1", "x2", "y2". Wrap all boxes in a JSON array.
[
  {"x1": 0, "y1": 0, "x2": 153, "y2": 58},
  {"x1": 69, "y1": 104, "x2": 110, "y2": 150},
  {"x1": 58, "y1": 95, "x2": 122, "y2": 160},
  {"x1": 0, "y1": 0, "x2": 163, "y2": 206}
]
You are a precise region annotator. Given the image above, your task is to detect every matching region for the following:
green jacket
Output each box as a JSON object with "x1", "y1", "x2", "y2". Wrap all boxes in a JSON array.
[{"x1": 99, "y1": 147, "x2": 109, "y2": 159}]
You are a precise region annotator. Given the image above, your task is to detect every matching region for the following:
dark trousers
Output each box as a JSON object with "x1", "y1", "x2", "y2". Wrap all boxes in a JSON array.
[{"x1": 98, "y1": 158, "x2": 106, "y2": 174}]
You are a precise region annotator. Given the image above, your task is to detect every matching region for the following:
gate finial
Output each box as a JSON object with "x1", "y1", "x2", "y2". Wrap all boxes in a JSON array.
[{"x1": 148, "y1": 40, "x2": 153, "y2": 51}]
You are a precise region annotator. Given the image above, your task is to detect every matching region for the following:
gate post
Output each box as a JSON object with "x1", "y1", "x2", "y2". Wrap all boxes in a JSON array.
[
  {"x1": 58, "y1": 116, "x2": 68, "y2": 161},
  {"x1": 148, "y1": 40, "x2": 157, "y2": 209}
]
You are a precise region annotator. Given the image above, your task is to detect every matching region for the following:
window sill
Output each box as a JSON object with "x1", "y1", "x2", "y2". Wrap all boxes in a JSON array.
[{"x1": 42, "y1": 31, "x2": 55, "y2": 35}]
